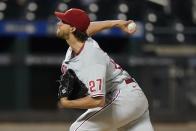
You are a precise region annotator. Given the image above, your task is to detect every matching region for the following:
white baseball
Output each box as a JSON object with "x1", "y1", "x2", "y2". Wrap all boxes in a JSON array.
[{"x1": 128, "y1": 22, "x2": 136, "y2": 31}]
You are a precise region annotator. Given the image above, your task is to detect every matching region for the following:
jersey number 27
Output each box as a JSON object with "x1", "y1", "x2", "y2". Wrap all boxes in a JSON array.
[{"x1": 89, "y1": 79, "x2": 102, "y2": 93}]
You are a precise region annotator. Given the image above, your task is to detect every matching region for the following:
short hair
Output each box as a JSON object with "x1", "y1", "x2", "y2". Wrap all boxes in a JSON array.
[{"x1": 73, "y1": 30, "x2": 88, "y2": 42}]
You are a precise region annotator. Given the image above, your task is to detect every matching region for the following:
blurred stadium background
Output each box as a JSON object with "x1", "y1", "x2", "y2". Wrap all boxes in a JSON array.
[{"x1": 0, "y1": 0, "x2": 196, "y2": 130}]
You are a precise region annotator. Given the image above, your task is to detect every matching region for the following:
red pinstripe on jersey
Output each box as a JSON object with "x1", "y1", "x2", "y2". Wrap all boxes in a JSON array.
[{"x1": 73, "y1": 89, "x2": 120, "y2": 131}]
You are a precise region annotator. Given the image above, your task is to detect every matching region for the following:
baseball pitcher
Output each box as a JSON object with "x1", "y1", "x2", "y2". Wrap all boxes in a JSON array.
[{"x1": 55, "y1": 8, "x2": 154, "y2": 131}]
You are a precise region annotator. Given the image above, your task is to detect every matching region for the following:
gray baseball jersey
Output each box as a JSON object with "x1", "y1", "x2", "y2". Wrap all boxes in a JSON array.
[{"x1": 61, "y1": 38, "x2": 154, "y2": 131}]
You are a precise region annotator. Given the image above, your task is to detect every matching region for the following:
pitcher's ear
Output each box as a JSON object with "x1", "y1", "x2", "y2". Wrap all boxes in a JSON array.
[{"x1": 70, "y1": 26, "x2": 76, "y2": 32}]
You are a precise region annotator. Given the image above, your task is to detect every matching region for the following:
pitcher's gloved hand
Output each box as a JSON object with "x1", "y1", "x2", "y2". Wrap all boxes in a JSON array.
[{"x1": 57, "y1": 69, "x2": 88, "y2": 100}]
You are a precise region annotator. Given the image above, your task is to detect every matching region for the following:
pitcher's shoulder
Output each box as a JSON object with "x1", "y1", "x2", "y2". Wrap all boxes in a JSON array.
[{"x1": 86, "y1": 37, "x2": 100, "y2": 48}]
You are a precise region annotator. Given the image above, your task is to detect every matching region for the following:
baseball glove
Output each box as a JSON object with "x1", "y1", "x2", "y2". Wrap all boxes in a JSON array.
[{"x1": 57, "y1": 69, "x2": 88, "y2": 100}]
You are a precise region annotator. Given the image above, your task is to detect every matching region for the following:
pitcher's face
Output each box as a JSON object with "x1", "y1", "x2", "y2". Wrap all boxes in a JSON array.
[{"x1": 56, "y1": 21, "x2": 71, "y2": 39}]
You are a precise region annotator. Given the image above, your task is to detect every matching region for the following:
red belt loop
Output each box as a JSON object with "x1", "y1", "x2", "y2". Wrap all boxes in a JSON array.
[{"x1": 125, "y1": 78, "x2": 134, "y2": 84}]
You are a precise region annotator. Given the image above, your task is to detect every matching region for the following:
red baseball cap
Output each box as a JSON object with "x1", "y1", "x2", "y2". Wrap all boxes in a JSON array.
[{"x1": 55, "y1": 8, "x2": 90, "y2": 33}]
